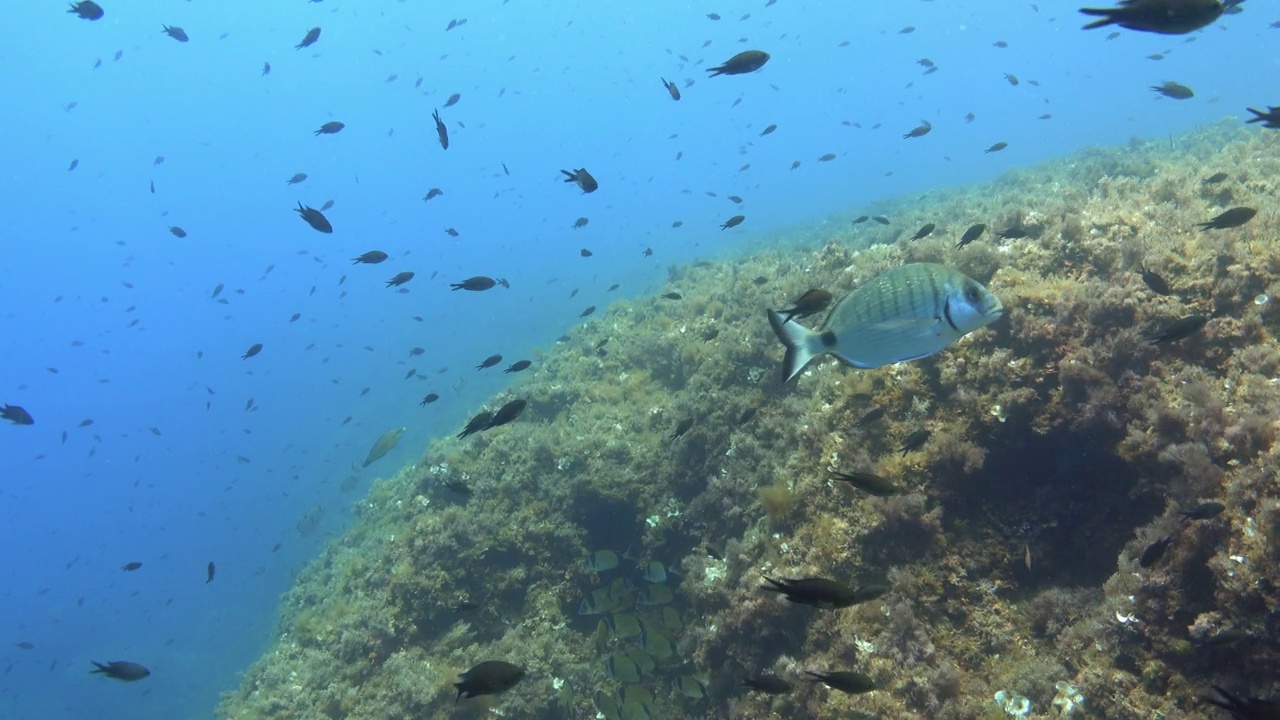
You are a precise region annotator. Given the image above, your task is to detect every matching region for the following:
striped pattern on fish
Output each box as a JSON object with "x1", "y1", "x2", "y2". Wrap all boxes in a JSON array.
[{"x1": 767, "y1": 263, "x2": 1003, "y2": 381}]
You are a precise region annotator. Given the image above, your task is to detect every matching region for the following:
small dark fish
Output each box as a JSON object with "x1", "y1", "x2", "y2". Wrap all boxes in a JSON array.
[
  {"x1": 985, "y1": 141, "x2": 1009, "y2": 153},
  {"x1": 580, "y1": 248, "x2": 593, "y2": 257},
  {"x1": 856, "y1": 407, "x2": 885, "y2": 427},
  {"x1": 1138, "y1": 534, "x2": 1175, "y2": 567},
  {"x1": 662, "y1": 292, "x2": 683, "y2": 300},
  {"x1": 320, "y1": 199, "x2": 334, "y2": 210},
  {"x1": 162, "y1": 25, "x2": 189, "y2": 42},
  {"x1": 669, "y1": 418, "x2": 694, "y2": 440},
  {"x1": 707, "y1": 13, "x2": 720, "y2": 19},
  {"x1": 1004, "y1": 73, "x2": 1019, "y2": 86},
  {"x1": 484, "y1": 399, "x2": 527, "y2": 429},
  {"x1": 707, "y1": 50, "x2": 770, "y2": 77},
  {"x1": 206, "y1": 561, "x2": 215, "y2": 584},
  {"x1": 899, "y1": 429, "x2": 931, "y2": 455},
  {"x1": 423, "y1": 187, "x2": 443, "y2": 201},
  {"x1": 956, "y1": 223, "x2": 986, "y2": 248},
  {"x1": 455, "y1": 661, "x2": 525, "y2": 702},
  {"x1": 728, "y1": 195, "x2": 743, "y2": 204},
  {"x1": 910, "y1": 223, "x2": 935, "y2": 241},
  {"x1": 432, "y1": 108, "x2": 449, "y2": 150},
  {"x1": 476, "y1": 354, "x2": 502, "y2": 370},
  {"x1": 899, "y1": 25, "x2": 916, "y2": 34},
  {"x1": 1151, "y1": 314, "x2": 1209, "y2": 344},
  {"x1": 443, "y1": 479, "x2": 472, "y2": 496},
  {"x1": 872, "y1": 215, "x2": 890, "y2": 225},
  {"x1": 1151, "y1": 81, "x2": 1194, "y2": 99},
  {"x1": 760, "y1": 124, "x2": 777, "y2": 136},
  {"x1": 1080, "y1": 0, "x2": 1223, "y2": 34},
  {"x1": 15, "y1": 642, "x2": 34, "y2": 650},
  {"x1": 1201, "y1": 172, "x2": 1229, "y2": 185},
  {"x1": 286, "y1": 173, "x2": 308, "y2": 185},
  {"x1": 294, "y1": 203, "x2": 333, "y2": 233},
  {"x1": 168, "y1": 226, "x2": 187, "y2": 238},
  {"x1": 90, "y1": 661, "x2": 150, "y2": 682},
  {"x1": 829, "y1": 470, "x2": 899, "y2": 496},
  {"x1": 68, "y1": 158, "x2": 79, "y2": 171},
  {"x1": 444, "y1": 227, "x2": 460, "y2": 237},
  {"x1": 352, "y1": 251, "x2": 388, "y2": 264},
  {"x1": 420, "y1": 393, "x2": 440, "y2": 406},
  {"x1": 996, "y1": 227, "x2": 1028, "y2": 240},
  {"x1": 994, "y1": 40, "x2": 1009, "y2": 48},
  {"x1": 296, "y1": 27, "x2": 321, "y2": 50},
  {"x1": 790, "y1": 160, "x2": 802, "y2": 170},
  {"x1": 1180, "y1": 501, "x2": 1225, "y2": 522},
  {"x1": 561, "y1": 168, "x2": 598, "y2": 193},
  {"x1": 504, "y1": 360, "x2": 531, "y2": 373},
  {"x1": 1245, "y1": 106, "x2": 1280, "y2": 129},
  {"x1": 607, "y1": 283, "x2": 619, "y2": 291},
  {"x1": 1204, "y1": 685, "x2": 1280, "y2": 719},
  {"x1": 211, "y1": 283, "x2": 224, "y2": 298},
  {"x1": 2, "y1": 403, "x2": 35, "y2": 426},
  {"x1": 242, "y1": 343, "x2": 263, "y2": 360},
  {"x1": 385, "y1": 272, "x2": 414, "y2": 288},
  {"x1": 761, "y1": 575, "x2": 861, "y2": 609},
  {"x1": 68, "y1": 1, "x2": 104, "y2": 20},
  {"x1": 314, "y1": 121, "x2": 344, "y2": 136},
  {"x1": 721, "y1": 215, "x2": 745, "y2": 230},
  {"x1": 852, "y1": 215, "x2": 869, "y2": 224},
  {"x1": 457, "y1": 412, "x2": 493, "y2": 439},
  {"x1": 805, "y1": 670, "x2": 877, "y2": 695},
  {"x1": 572, "y1": 217, "x2": 589, "y2": 229},
  {"x1": 744, "y1": 674, "x2": 794, "y2": 694},
  {"x1": 818, "y1": 153, "x2": 837, "y2": 162},
  {"x1": 661, "y1": 77, "x2": 681, "y2": 100},
  {"x1": 261, "y1": 62, "x2": 271, "y2": 75},
  {"x1": 1197, "y1": 207, "x2": 1255, "y2": 230},
  {"x1": 121, "y1": 562, "x2": 142, "y2": 572},
  {"x1": 903, "y1": 120, "x2": 932, "y2": 139},
  {"x1": 579, "y1": 306, "x2": 596, "y2": 318},
  {"x1": 1139, "y1": 265, "x2": 1172, "y2": 295},
  {"x1": 737, "y1": 406, "x2": 758, "y2": 425},
  {"x1": 778, "y1": 289, "x2": 832, "y2": 323},
  {"x1": 451, "y1": 276, "x2": 496, "y2": 291}
]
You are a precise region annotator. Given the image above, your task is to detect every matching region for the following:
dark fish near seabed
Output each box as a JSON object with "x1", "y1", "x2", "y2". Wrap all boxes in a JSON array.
[
  {"x1": 805, "y1": 670, "x2": 877, "y2": 695},
  {"x1": 1180, "y1": 500, "x2": 1225, "y2": 522},
  {"x1": 1080, "y1": 0, "x2": 1223, "y2": 35},
  {"x1": 721, "y1": 215, "x2": 745, "y2": 230},
  {"x1": 900, "y1": 429, "x2": 931, "y2": 454},
  {"x1": 1203, "y1": 685, "x2": 1280, "y2": 719},
  {"x1": 744, "y1": 674, "x2": 794, "y2": 694},
  {"x1": 362, "y1": 427, "x2": 405, "y2": 467},
  {"x1": 777, "y1": 289, "x2": 832, "y2": 323},
  {"x1": 767, "y1": 264, "x2": 1002, "y2": 381},
  {"x1": 432, "y1": 108, "x2": 449, "y2": 149},
  {"x1": 830, "y1": 470, "x2": 899, "y2": 496},
  {"x1": 670, "y1": 418, "x2": 693, "y2": 440},
  {"x1": 910, "y1": 223, "x2": 935, "y2": 241},
  {"x1": 706, "y1": 50, "x2": 770, "y2": 76},
  {"x1": 1201, "y1": 172, "x2": 1228, "y2": 184},
  {"x1": 504, "y1": 360, "x2": 531, "y2": 373},
  {"x1": 956, "y1": 224, "x2": 986, "y2": 248},
  {"x1": 484, "y1": 399, "x2": 527, "y2": 429},
  {"x1": 985, "y1": 141, "x2": 1008, "y2": 153},
  {"x1": 1197, "y1": 207, "x2": 1255, "y2": 230},
  {"x1": 1139, "y1": 534, "x2": 1175, "y2": 567},
  {"x1": 1245, "y1": 106, "x2": 1280, "y2": 129},
  {"x1": 580, "y1": 306, "x2": 596, "y2": 318},
  {"x1": 561, "y1": 168, "x2": 598, "y2": 193},
  {"x1": 458, "y1": 411, "x2": 493, "y2": 439},
  {"x1": 476, "y1": 354, "x2": 502, "y2": 370},
  {"x1": 385, "y1": 272, "x2": 414, "y2": 287},
  {"x1": 455, "y1": 661, "x2": 525, "y2": 702},
  {"x1": 1150, "y1": 314, "x2": 1209, "y2": 343},
  {"x1": 90, "y1": 661, "x2": 150, "y2": 682},
  {"x1": 761, "y1": 575, "x2": 862, "y2": 609},
  {"x1": 420, "y1": 393, "x2": 439, "y2": 406},
  {"x1": 241, "y1": 343, "x2": 263, "y2": 359},
  {"x1": 856, "y1": 407, "x2": 885, "y2": 427},
  {"x1": 1139, "y1": 265, "x2": 1172, "y2": 295}
]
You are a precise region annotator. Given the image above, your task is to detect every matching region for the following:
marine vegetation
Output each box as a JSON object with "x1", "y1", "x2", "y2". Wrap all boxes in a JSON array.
[{"x1": 217, "y1": 120, "x2": 1280, "y2": 719}]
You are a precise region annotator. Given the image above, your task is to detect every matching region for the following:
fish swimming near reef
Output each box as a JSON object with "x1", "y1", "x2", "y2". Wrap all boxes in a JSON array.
[
  {"x1": 455, "y1": 660, "x2": 525, "y2": 702},
  {"x1": 90, "y1": 661, "x2": 150, "y2": 681},
  {"x1": 362, "y1": 427, "x2": 405, "y2": 467},
  {"x1": 767, "y1": 263, "x2": 1003, "y2": 382}
]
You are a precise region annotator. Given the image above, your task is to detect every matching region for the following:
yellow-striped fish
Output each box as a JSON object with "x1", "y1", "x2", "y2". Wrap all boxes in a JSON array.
[{"x1": 768, "y1": 263, "x2": 1002, "y2": 381}]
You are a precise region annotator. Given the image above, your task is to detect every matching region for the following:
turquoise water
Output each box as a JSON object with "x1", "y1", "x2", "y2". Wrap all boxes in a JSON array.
[{"x1": 0, "y1": 2, "x2": 1271, "y2": 718}]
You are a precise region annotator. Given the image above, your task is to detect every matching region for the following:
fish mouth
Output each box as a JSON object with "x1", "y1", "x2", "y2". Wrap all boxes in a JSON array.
[{"x1": 986, "y1": 299, "x2": 1005, "y2": 317}]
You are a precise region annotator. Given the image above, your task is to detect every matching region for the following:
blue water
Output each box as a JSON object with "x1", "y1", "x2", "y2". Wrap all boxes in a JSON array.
[{"x1": 0, "y1": 2, "x2": 1271, "y2": 717}]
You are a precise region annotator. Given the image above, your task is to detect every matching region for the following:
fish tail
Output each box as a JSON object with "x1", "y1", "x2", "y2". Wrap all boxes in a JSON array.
[{"x1": 767, "y1": 310, "x2": 818, "y2": 382}]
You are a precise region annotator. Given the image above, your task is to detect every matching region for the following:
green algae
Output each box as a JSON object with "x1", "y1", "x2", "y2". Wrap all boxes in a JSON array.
[{"x1": 217, "y1": 120, "x2": 1280, "y2": 719}]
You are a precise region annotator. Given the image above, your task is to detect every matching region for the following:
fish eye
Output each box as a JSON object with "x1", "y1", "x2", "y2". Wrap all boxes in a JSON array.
[{"x1": 965, "y1": 286, "x2": 980, "y2": 303}]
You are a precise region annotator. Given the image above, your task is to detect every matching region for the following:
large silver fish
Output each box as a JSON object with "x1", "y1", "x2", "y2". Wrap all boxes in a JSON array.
[{"x1": 767, "y1": 263, "x2": 1002, "y2": 381}]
